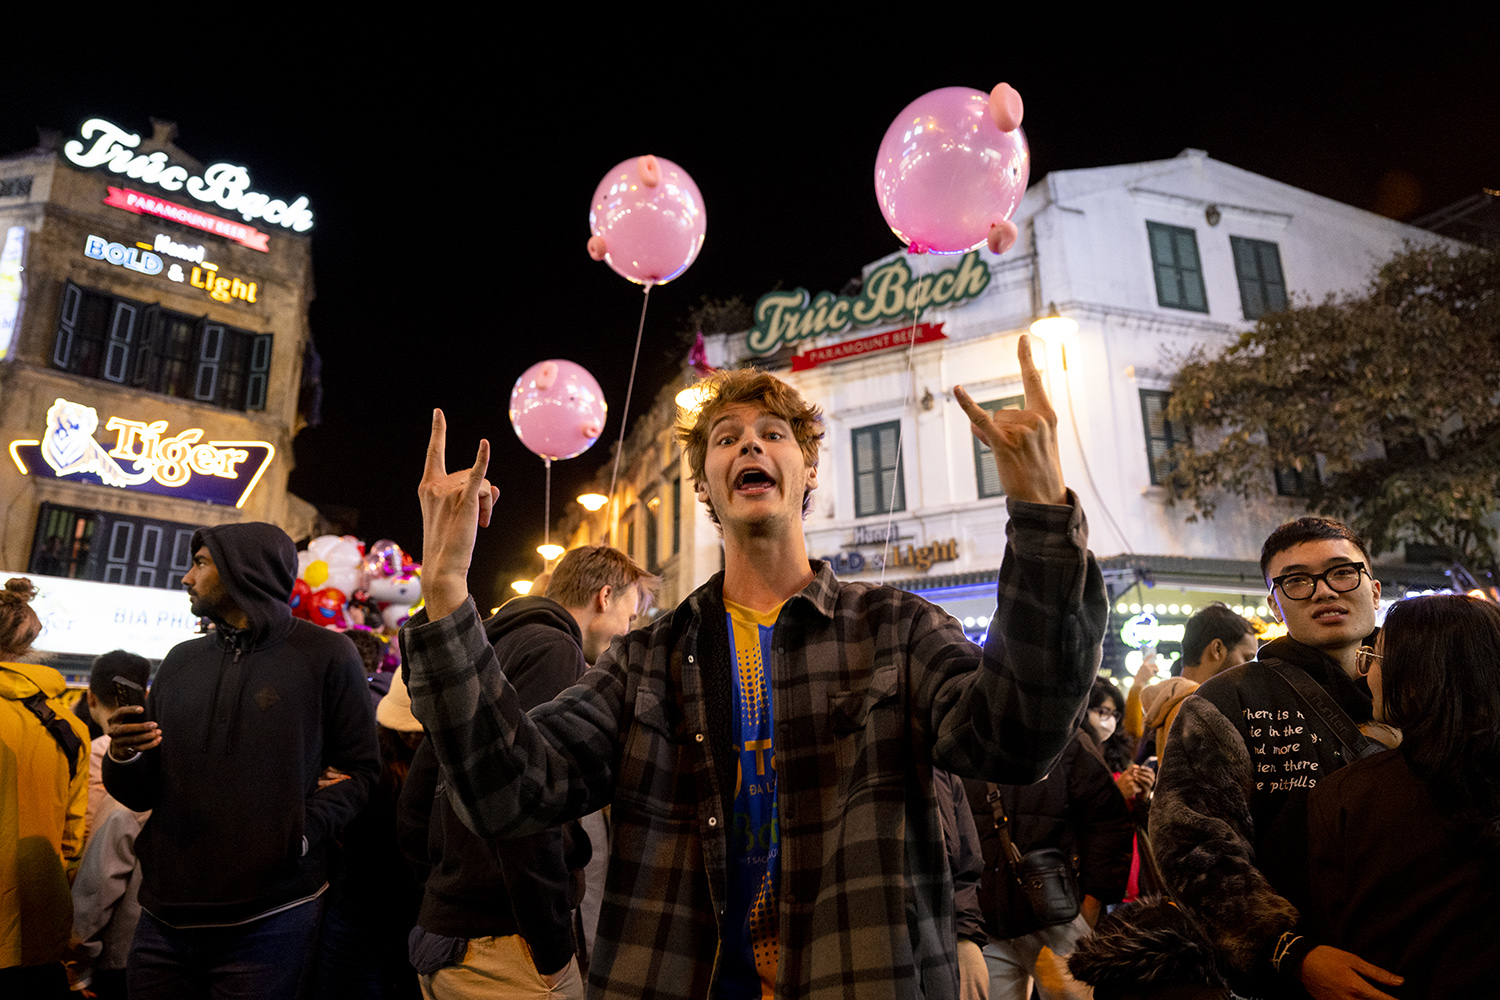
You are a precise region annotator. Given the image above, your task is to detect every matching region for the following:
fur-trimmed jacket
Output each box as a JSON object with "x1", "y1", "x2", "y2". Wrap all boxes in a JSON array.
[{"x1": 1149, "y1": 636, "x2": 1374, "y2": 997}]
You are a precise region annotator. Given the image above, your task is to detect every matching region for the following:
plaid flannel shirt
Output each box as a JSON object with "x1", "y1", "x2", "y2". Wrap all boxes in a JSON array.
[{"x1": 403, "y1": 496, "x2": 1105, "y2": 999}]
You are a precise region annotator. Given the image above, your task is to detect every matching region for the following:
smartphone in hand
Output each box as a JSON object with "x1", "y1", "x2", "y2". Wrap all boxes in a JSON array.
[{"x1": 112, "y1": 675, "x2": 146, "y2": 712}]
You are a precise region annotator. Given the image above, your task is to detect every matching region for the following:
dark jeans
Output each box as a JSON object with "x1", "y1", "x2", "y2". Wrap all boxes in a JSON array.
[{"x1": 127, "y1": 901, "x2": 321, "y2": 1000}]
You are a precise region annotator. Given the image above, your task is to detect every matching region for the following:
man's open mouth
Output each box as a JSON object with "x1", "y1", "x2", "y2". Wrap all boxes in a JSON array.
[{"x1": 734, "y1": 469, "x2": 776, "y2": 492}]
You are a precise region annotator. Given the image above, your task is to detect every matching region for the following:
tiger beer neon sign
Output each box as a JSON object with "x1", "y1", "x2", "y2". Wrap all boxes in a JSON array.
[{"x1": 9, "y1": 398, "x2": 274, "y2": 508}]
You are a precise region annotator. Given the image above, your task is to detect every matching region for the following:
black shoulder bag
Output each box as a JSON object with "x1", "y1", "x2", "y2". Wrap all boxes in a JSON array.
[{"x1": 985, "y1": 783, "x2": 1080, "y2": 926}]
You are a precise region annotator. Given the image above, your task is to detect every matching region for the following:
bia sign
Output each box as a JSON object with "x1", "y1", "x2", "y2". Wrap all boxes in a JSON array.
[
  {"x1": 66, "y1": 119, "x2": 313, "y2": 233},
  {"x1": 9, "y1": 398, "x2": 275, "y2": 508},
  {"x1": 747, "y1": 251, "x2": 990, "y2": 356}
]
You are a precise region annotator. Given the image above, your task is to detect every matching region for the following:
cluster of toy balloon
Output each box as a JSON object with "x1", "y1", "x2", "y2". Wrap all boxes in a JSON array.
[
  {"x1": 874, "y1": 82, "x2": 1029, "y2": 255},
  {"x1": 362, "y1": 539, "x2": 422, "y2": 629},
  {"x1": 586, "y1": 154, "x2": 706, "y2": 286},
  {"x1": 288, "y1": 535, "x2": 421, "y2": 631},
  {"x1": 510, "y1": 359, "x2": 607, "y2": 461}
]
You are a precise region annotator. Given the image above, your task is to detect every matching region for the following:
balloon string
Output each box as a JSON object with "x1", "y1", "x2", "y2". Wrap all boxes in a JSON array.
[
  {"x1": 543, "y1": 457, "x2": 552, "y2": 549},
  {"x1": 879, "y1": 305, "x2": 923, "y2": 585},
  {"x1": 608, "y1": 280, "x2": 653, "y2": 502}
]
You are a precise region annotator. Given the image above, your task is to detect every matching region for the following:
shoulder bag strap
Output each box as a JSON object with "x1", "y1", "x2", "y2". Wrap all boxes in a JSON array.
[
  {"x1": 1260, "y1": 658, "x2": 1380, "y2": 761},
  {"x1": 20, "y1": 691, "x2": 84, "y2": 780},
  {"x1": 984, "y1": 782, "x2": 1025, "y2": 866}
]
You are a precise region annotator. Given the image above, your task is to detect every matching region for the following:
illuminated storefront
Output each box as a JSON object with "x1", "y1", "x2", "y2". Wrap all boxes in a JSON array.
[{"x1": 0, "y1": 117, "x2": 317, "y2": 590}]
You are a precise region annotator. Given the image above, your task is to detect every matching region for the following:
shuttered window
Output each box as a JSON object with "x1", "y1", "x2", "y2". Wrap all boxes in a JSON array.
[
  {"x1": 1147, "y1": 222, "x2": 1208, "y2": 312},
  {"x1": 52, "y1": 281, "x2": 272, "y2": 411},
  {"x1": 853, "y1": 421, "x2": 906, "y2": 517},
  {"x1": 1231, "y1": 237, "x2": 1288, "y2": 320},
  {"x1": 1140, "y1": 390, "x2": 1189, "y2": 486}
]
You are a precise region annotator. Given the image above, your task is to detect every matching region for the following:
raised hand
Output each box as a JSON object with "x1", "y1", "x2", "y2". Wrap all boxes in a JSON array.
[
  {"x1": 418, "y1": 409, "x2": 498, "y2": 621},
  {"x1": 955, "y1": 334, "x2": 1067, "y2": 505}
]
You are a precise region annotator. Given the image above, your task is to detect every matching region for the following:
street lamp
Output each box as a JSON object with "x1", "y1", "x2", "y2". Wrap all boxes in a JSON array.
[
  {"x1": 1029, "y1": 302, "x2": 1078, "y2": 339},
  {"x1": 537, "y1": 543, "x2": 564, "y2": 562},
  {"x1": 675, "y1": 383, "x2": 712, "y2": 415},
  {"x1": 576, "y1": 493, "x2": 608, "y2": 511}
]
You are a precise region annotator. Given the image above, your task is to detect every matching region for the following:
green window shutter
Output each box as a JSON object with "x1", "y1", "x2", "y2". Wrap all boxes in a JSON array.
[
  {"x1": 1147, "y1": 222, "x2": 1209, "y2": 313},
  {"x1": 853, "y1": 421, "x2": 906, "y2": 517},
  {"x1": 1231, "y1": 236, "x2": 1288, "y2": 319}
]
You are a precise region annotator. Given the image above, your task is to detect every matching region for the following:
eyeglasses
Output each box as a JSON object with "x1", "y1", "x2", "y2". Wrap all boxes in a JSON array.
[
  {"x1": 1355, "y1": 647, "x2": 1382, "y2": 676},
  {"x1": 1270, "y1": 563, "x2": 1369, "y2": 601},
  {"x1": 1088, "y1": 705, "x2": 1122, "y2": 722}
]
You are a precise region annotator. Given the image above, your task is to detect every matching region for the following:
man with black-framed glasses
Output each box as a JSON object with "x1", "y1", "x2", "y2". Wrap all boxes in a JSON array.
[{"x1": 1152, "y1": 517, "x2": 1404, "y2": 1000}]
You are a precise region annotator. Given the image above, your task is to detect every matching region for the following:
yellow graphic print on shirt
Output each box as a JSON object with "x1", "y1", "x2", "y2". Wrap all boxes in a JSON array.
[{"x1": 724, "y1": 598, "x2": 783, "y2": 1000}]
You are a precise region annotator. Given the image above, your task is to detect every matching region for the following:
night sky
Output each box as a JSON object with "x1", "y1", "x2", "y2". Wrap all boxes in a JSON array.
[{"x1": 4, "y1": 22, "x2": 1495, "y2": 610}]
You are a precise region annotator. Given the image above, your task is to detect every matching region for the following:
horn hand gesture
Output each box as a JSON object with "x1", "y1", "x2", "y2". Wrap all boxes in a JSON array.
[
  {"x1": 955, "y1": 335, "x2": 1067, "y2": 506},
  {"x1": 418, "y1": 409, "x2": 499, "y2": 621}
]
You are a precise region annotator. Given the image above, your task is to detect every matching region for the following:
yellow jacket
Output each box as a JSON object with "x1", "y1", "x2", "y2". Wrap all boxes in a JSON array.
[{"x1": 0, "y1": 660, "x2": 90, "y2": 968}]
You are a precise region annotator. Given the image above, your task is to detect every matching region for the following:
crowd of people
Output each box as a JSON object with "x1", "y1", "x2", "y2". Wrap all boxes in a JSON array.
[{"x1": 2, "y1": 337, "x2": 1496, "y2": 999}]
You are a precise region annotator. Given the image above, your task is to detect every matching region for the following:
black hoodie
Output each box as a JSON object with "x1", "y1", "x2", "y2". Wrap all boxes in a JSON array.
[
  {"x1": 397, "y1": 595, "x2": 592, "y2": 974},
  {"x1": 104, "y1": 522, "x2": 380, "y2": 927}
]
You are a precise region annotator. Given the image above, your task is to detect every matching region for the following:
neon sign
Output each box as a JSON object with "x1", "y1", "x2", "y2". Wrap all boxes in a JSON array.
[
  {"x1": 66, "y1": 119, "x2": 313, "y2": 232},
  {"x1": 1119, "y1": 613, "x2": 1187, "y2": 648},
  {"x1": 82, "y1": 235, "x2": 258, "y2": 304},
  {"x1": 103, "y1": 187, "x2": 271, "y2": 252},
  {"x1": 85, "y1": 234, "x2": 163, "y2": 275},
  {"x1": 747, "y1": 251, "x2": 990, "y2": 356},
  {"x1": 820, "y1": 537, "x2": 959, "y2": 575},
  {"x1": 153, "y1": 233, "x2": 205, "y2": 263},
  {"x1": 10, "y1": 398, "x2": 274, "y2": 508}
]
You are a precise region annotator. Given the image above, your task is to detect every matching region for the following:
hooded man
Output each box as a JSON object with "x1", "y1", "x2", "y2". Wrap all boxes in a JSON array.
[
  {"x1": 399, "y1": 545, "x2": 657, "y2": 999},
  {"x1": 104, "y1": 522, "x2": 380, "y2": 1000}
]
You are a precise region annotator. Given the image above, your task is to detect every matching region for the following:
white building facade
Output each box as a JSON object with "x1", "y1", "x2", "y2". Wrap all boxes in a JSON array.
[{"x1": 560, "y1": 151, "x2": 1452, "y2": 675}]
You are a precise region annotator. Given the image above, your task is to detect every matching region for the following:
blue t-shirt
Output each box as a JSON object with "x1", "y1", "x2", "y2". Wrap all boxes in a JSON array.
[{"x1": 718, "y1": 598, "x2": 782, "y2": 1000}]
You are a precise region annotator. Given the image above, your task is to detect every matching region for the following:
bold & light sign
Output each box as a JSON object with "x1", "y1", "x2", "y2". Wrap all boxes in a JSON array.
[
  {"x1": 67, "y1": 119, "x2": 313, "y2": 232},
  {"x1": 82, "y1": 235, "x2": 259, "y2": 304},
  {"x1": 10, "y1": 398, "x2": 274, "y2": 508},
  {"x1": 85, "y1": 234, "x2": 163, "y2": 275},
  {"x1": 820, "y1": 536, "x2": 959, "y2": 576},
  {"x1": 747, "y1": 251, "x2": 990, "y2": 356}
]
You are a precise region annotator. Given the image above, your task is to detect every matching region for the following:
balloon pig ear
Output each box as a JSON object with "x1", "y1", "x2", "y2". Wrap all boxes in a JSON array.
[
  {"x1": 535, "y1": 362, "x2": 559, "y2": 390},
  {"x1": 638, "y1": 155, "x2": 662, "y2": 187},
  {"x1": 587, "y1": 235, "x2": 608, "y2": 261},
  {"x1": 988, "y1": 220, "x2": 1019, "y2": 255},
  {"x1": 989, "y1": 83, "x2": 1023, "y2": 132}
]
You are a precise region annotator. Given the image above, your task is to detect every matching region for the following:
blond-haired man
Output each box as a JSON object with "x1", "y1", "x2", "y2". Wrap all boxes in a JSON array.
[{"x1": 405, "y1": 338, "x2": 1106, "y2": 999}]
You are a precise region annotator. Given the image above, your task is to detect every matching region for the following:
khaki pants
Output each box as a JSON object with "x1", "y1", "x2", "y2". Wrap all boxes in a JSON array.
[{"x1": 419, "y1": 935, "x2": 584, "y2": 1000}]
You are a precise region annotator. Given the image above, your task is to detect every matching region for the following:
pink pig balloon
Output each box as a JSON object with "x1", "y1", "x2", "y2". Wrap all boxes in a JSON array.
[
  {"x1": 510, "y1": 360, "x2": 608, "y2": 461},
  {"x1": 874, "y1": 85, "x2": 1030, "y2": 254},
  {"x1": 587, "y1": 155, "x2": 706, "y2": 285}
]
